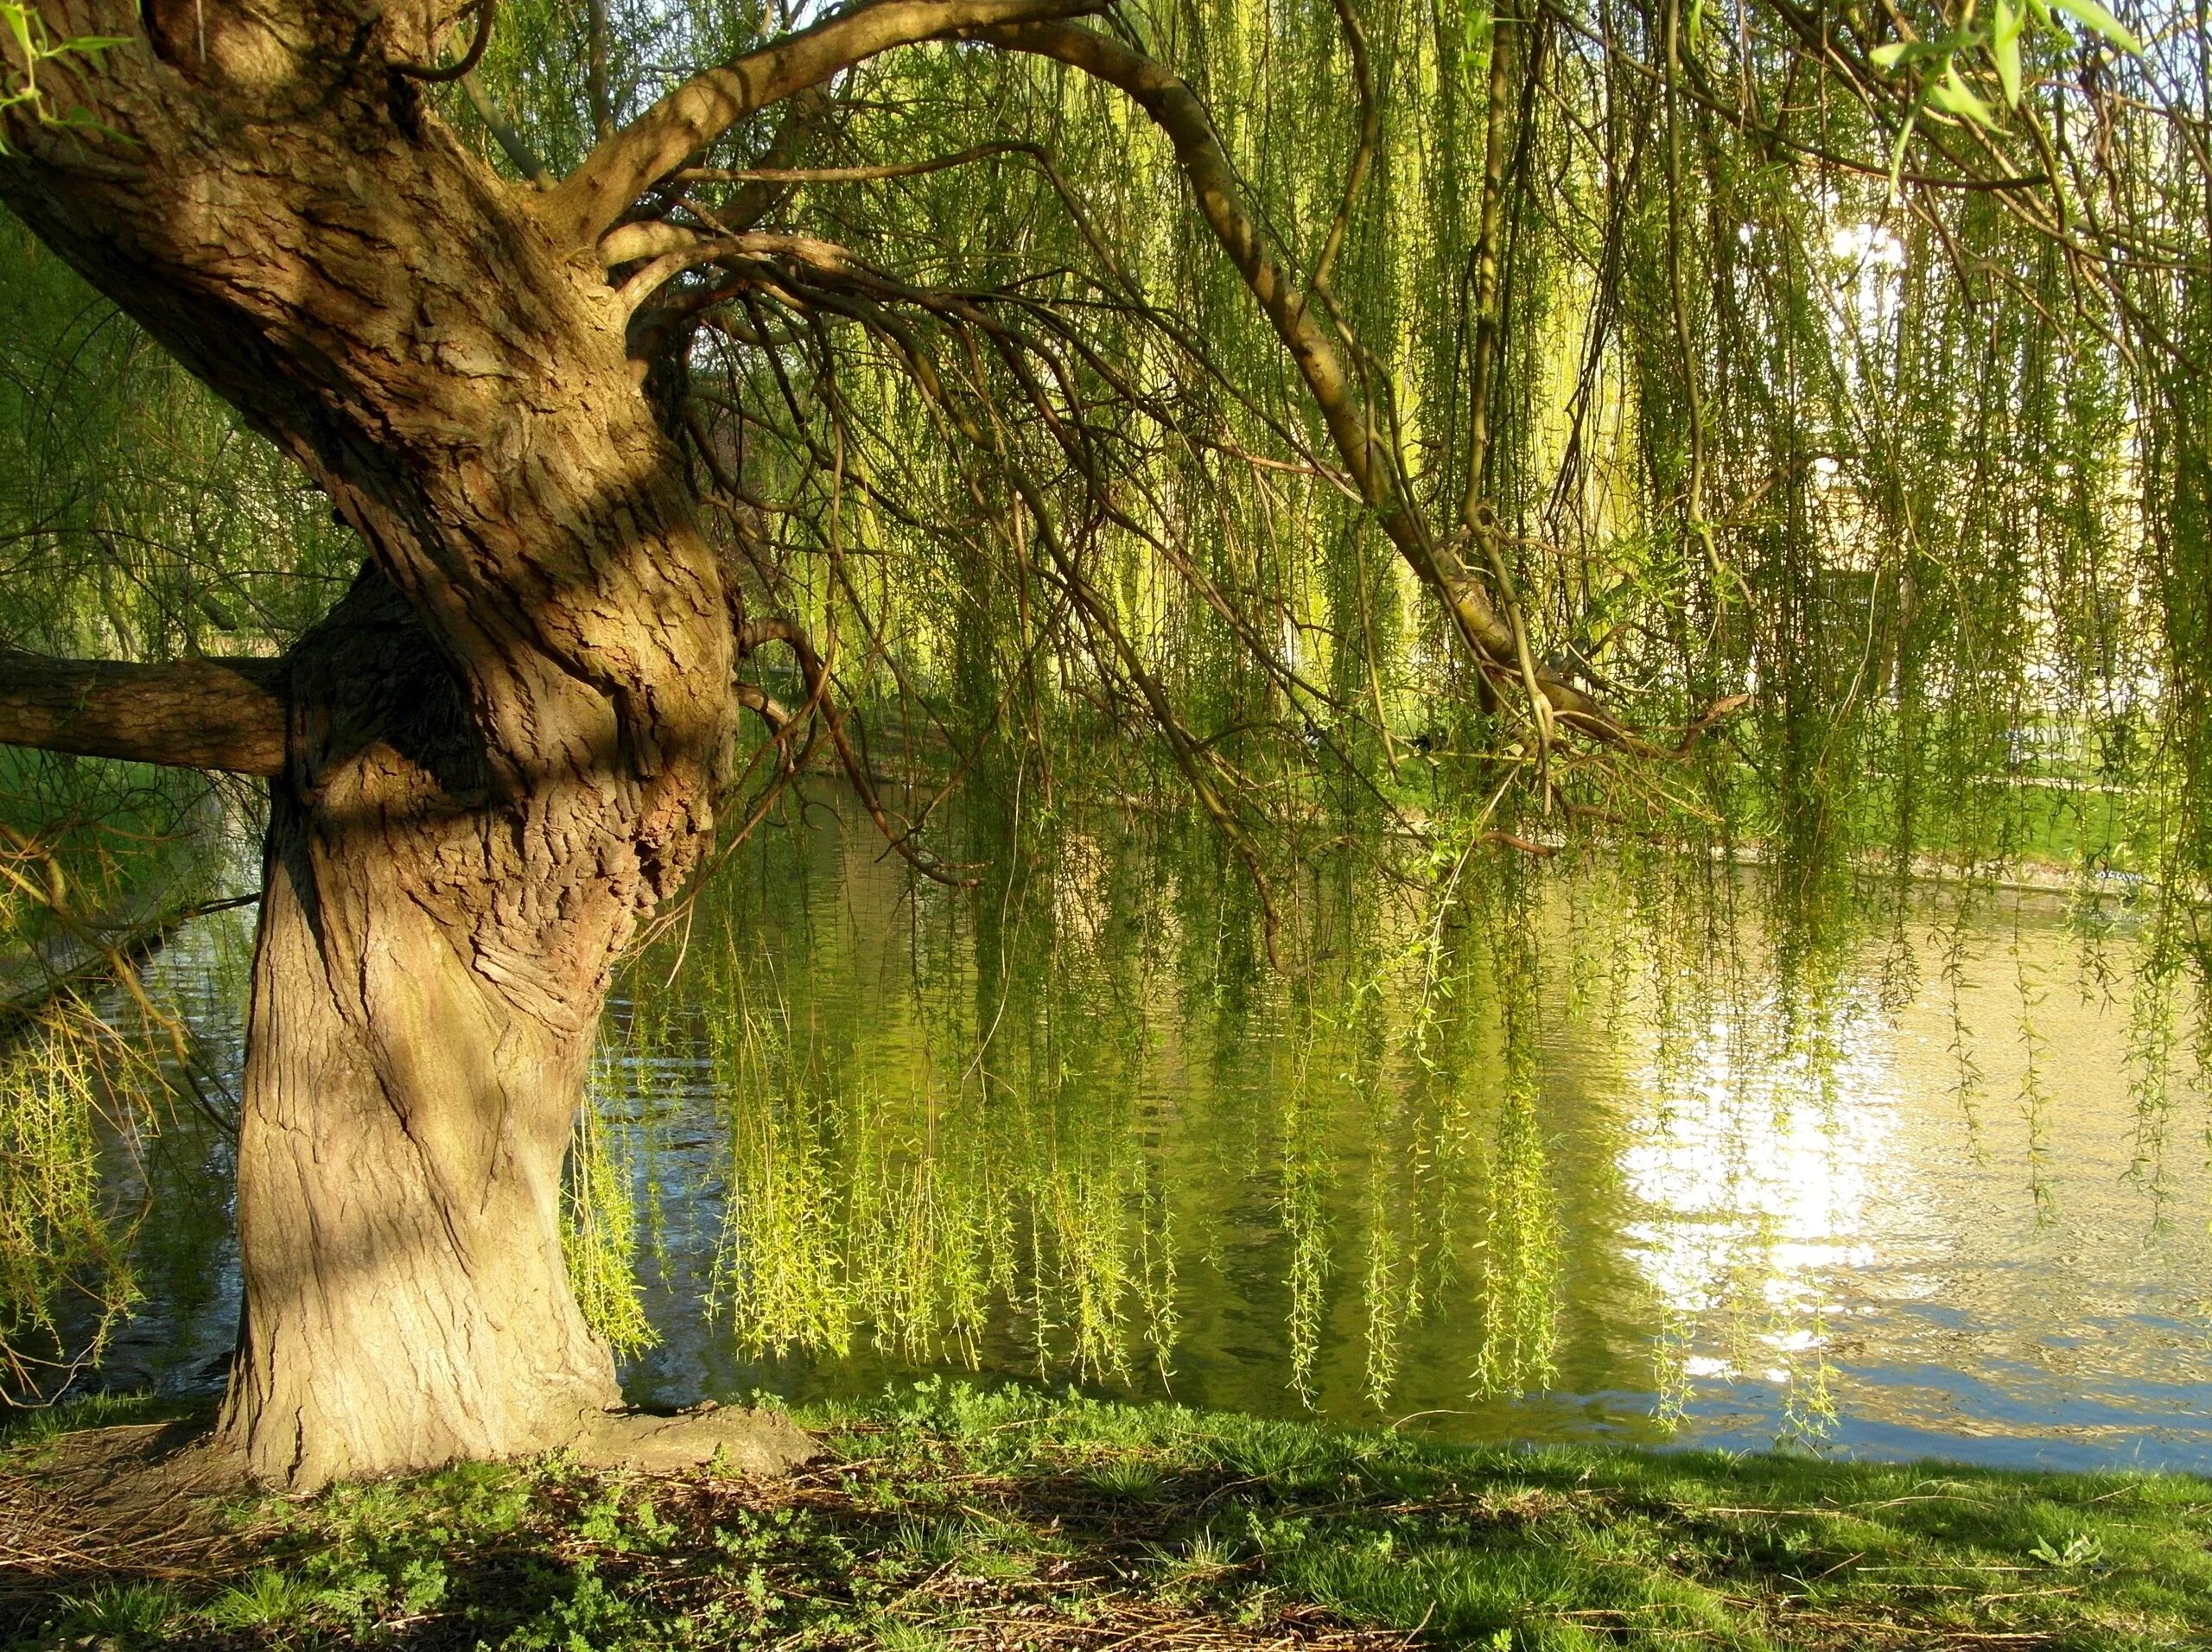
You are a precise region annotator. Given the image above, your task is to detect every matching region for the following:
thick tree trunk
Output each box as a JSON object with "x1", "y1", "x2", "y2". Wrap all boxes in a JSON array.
[
  {"x1": 0, "y1": 0, "x2": 747, "y2": 1484},
  {"x1": 214, "y1": 577, "x2": 624, "y2": 1487},
  {"x1": 222, "y1": 810, "x2": 618, "y2": 1486}
]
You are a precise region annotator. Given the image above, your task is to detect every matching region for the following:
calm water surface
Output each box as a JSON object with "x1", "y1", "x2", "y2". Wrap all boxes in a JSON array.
[{"x1": 105, "y1": 808, "x2": 2212, "y2": 1474}]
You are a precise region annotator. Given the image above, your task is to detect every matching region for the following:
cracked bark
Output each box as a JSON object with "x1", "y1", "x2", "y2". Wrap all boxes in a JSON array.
[
  {"x1": 0, "y1": 0, "x2": 739, "y2": 1486},
  {"x1": 215, "y1": 572, "x2": 635, "y2": 1487}
]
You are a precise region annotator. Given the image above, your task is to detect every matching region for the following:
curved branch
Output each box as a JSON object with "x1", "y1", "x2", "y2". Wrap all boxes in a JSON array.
[
  {"x1": 545, "y1": 0, "x2": 1101, "y2": 248},
  {"x1": 614, "y1": 229, "x2": 860, "y2": 311},
  {"x1": 976, "y1": 20, "x2": 1630, "y2": 740},
  {"x1": 393, "y1": 0, "x2": 497, "y2": 83},
  {"x1": 0, "y1": 654, "x2": 289, "y2": 776},
  {"x1": 972, "y1": 30, "x2": 1500, "y2": 651}
]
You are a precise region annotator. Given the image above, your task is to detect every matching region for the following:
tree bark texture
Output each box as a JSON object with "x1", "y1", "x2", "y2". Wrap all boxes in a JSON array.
[
  {"x1": 216, "y1": 574, "x2": 625, "y2": 1486},
  {"x1": 0, "y1": 655, "x2": 289, "y2": 775},
  {"x1": 0, "y1": 0, "x2": 740, "y2": 1485}
]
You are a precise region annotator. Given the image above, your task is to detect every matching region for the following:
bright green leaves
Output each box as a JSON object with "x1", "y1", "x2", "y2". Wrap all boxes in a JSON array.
[
  {"x1": 1928, "y1": 61, "x2": 1999, "y2": 124},
  {"x1": 1866, "y1": 0, "x2": 2142, "y2": 140},
  {"x1": 1991, "y1": 0, "x2": 2028, "y2": 105},
  {"x1": 2049, "y1": 0, "x2": 2143, "y2": 53},
  {"x1": 0, "y1": 2, "x2": 127, "y2": 153}
]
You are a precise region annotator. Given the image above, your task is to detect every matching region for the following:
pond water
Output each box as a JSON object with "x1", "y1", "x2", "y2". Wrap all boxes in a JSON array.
[{"x1": 94, "y1": 803, "x2": 2212, "y2": 1475}]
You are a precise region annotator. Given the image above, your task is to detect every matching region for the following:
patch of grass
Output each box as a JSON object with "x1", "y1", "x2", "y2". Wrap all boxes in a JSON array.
[
  {"x1": 3, "y1": 1378, "x2": 2209, "y2": 1649},
  {"x1": 51, "y1": 1579, "x2": 184, "y2": 1643},
  {"x1": 0, "y1": 1389, "x2": 185, "y2": 1456},
  {"x1": 1081, "y1": 1452, "x2": 1165, "y2": 1498},
  {"x1": 199, "y1": 1566, "x2": 331, "y2": 1630}
]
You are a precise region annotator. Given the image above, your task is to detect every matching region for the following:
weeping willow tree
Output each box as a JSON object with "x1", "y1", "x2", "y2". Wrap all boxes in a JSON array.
[{"x1": 0, "y1": 0, "x2": 2202, "y2": 1487}]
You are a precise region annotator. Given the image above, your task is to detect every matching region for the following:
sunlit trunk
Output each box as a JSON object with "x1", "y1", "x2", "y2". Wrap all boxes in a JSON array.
[
  {"x1": 206, "y1": 569, "x2": 707, "y2": 1488},
  {"x1": 221, "y1": 794, "x2": 619, "y2": 1487}
]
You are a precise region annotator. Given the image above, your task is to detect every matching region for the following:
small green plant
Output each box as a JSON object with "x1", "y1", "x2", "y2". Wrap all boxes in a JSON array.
[
  {"x1": 1148, "y1": 1523, "x2": 1245, "y2": 1586},
  {"x1": 887, "y1": 1513, "x2": 967, "y2": 1564},
  {"x1": 874, "y1": 1618, "x2": 952, "y2": 1652},
  {"x1": 199, "y1": 1566, "x2": 327, "y2": 1630},
  {"x1": 55, "y1": 1580, "x2": 182, "y2": 1642},
  {"x1": 2029, "y1": 1530, "x2": 2107, "y2": 1570},
  {"x1": 1084, "y1": 1454, "x2": 1163, "y2": 1497}
]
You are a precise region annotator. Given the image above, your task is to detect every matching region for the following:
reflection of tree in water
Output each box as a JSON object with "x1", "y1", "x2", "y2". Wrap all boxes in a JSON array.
[
  {"x1": 571, "y1": 804, "x2": 2212, "y2": 1448},
  {"x1": 581, "y1": 812, "x2": 1813, "y2": 1422},
  {"x1": 22, "y1": 784, "x2": 2204, "y2": 1456}
]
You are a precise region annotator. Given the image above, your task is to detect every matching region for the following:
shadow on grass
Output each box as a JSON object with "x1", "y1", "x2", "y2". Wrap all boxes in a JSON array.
[{"x1": 4, "y1": 1382, "x2": 2210, "y2": 1649}]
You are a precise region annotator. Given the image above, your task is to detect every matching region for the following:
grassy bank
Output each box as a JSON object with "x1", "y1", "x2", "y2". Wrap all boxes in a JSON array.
[{"x1": 5, "y1": 1381, "x2": 2209, "y2": 1649}]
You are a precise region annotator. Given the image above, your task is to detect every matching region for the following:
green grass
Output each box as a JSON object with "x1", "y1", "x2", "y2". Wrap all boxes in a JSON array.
[
  {"x1": 0, "y1": 1390, "x2": 196, "y2": 1456},
  {"x1": 4, "y1": 1380, "x2": 2210, "y2": 1649}
]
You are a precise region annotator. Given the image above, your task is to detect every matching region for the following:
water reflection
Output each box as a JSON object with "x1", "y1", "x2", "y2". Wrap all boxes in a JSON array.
[
  {"x1": 1622, "y1": 994, "x2": 1901, "y2": 1435},
  {"x1": 99, "y1": 805, "x2": 2212, "y2": 1473}
]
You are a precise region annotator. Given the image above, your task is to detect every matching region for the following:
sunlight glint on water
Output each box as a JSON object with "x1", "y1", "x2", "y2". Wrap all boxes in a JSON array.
[{"x1": 107, "y1": 810, "x2": 2212, "y2": 1475}]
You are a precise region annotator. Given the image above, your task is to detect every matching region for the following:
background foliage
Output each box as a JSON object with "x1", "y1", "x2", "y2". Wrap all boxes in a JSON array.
[{"x1": 0, "y1": 0, "x2": 2205, "y2": 1395}]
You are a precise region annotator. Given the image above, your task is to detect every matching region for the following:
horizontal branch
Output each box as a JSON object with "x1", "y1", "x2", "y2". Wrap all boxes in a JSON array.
[
  {"x1": 671, "y1": 140, "x2": 1045, "y2": 187},
  {"x1": 545, "y1": 0, "x2": 1098, "y2": 248},
  {"x1": 615, "y1": 229, "x2": 860, "y2": 310},
  {"x1": 0, "y1": 653, "x2": 289, "y2": 776}
]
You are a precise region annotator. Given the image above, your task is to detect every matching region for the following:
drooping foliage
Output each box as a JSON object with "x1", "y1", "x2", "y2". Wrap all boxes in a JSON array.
[
  {"x1": 442, "y1": 0, "x2": 2211, "y2": 899},
  {"x1": 0, "y1": 0, "x2": 2206, "y2": 1401}
]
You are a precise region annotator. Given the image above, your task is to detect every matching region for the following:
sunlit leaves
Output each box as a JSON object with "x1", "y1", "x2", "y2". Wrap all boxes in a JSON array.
[
  {"x1": 1866, "y1": 0, "x2": 2142, "y2": 137},
  {"x1": 0, "y1": 4, "x2": 128, "y2": 153},
  {"x1": 1926, "y1": 63, "x2": 1998, "y2": 126},
  {"x1": 1991, "y1": 0, "x2": 2026, "y2": 105},
  {"x1": 2050, "y1": 0, "x2": 2142, "y2": 53}
]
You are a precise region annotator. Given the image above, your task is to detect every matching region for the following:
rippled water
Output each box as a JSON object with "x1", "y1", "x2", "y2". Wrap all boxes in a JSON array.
[{"x1": 99, "y1": 808, "x2": 2212, "y2": 1474}]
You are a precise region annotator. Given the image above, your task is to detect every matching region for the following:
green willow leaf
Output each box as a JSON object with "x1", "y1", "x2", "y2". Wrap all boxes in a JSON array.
[
  {"x1": 2052, "y1": 0, "x2": 2143, "y2": 53},
  {"x1": 1929, "y1": 66, "x2": 1999, "y2": 127},
  {"x1": 1992, "y1": 0, "x2": 2025, "y2": 105}
]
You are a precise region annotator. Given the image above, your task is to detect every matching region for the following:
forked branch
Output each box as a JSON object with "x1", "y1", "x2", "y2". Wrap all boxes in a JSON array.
[{"x1": 546, "y1": 0, "x2": 1100, "y2": 247}]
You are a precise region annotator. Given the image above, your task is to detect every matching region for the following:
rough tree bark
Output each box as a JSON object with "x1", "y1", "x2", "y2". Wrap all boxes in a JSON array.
[
  {"x1": 217, "y1": 573, "x2": 631, "y2": 1486},
  {"x1": 0, "y1": 0, "x2": 1081, "y2": 1488},
  {"x1": 0, "y1": 0, "x2": 743, "y2": 1488}
]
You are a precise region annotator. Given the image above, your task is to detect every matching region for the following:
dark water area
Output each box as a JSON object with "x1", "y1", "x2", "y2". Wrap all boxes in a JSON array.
[{"x1": 92, "y1": 804, "x2": 2212, "y2": 1476}]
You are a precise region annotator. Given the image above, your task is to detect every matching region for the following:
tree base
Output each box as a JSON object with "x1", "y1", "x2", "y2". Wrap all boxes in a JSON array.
[
  {"x1": 214, "y1": 1399, "x2": 817, "y2": 1490},
  {"x1": 0, "y1": 1401, "x2": 816, "y2": 1574}
]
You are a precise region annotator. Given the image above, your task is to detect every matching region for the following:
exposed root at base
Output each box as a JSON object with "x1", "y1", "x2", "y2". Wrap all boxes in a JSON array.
[
  {"x1": 0, "y1": 1399, "x2": 814, "y2": 1588},
  {"x1": 573, "y1": 1401, "x2": 817, "y2": 1478}
]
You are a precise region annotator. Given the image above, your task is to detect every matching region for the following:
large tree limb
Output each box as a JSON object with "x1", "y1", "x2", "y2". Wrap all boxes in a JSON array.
[
  {"x1": 971, "y1": 31, "x2": 1495, "y2": 640},
  {"x1": 0, "y1": 654, "x2": 289, "y2": 776},
  {"x1": 545, "y1": 0, "x2": 1099, "y2": 247},
  {"x1": 976, "y1": 21, "x2": 1623, "y2": 737}
]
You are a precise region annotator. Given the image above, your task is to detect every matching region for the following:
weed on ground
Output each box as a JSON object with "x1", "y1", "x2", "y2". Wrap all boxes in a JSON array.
[{"x1": 2, "y1": 1381, "x2": 2208, "y2": 1649}]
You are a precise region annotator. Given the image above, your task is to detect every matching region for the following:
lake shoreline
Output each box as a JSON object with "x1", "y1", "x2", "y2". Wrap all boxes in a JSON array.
[{"x1": 6, "y1": 1380, "x2": 2209, "y2": 1648}]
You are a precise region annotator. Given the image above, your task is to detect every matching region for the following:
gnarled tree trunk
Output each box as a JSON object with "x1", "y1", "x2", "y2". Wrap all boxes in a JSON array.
[
  {"x1": 218, "y1": 575, "x2": 627, "y2": 1487},
  {"x1": 0, "y1": 0, "x2": 743, "y2": 1488}
]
